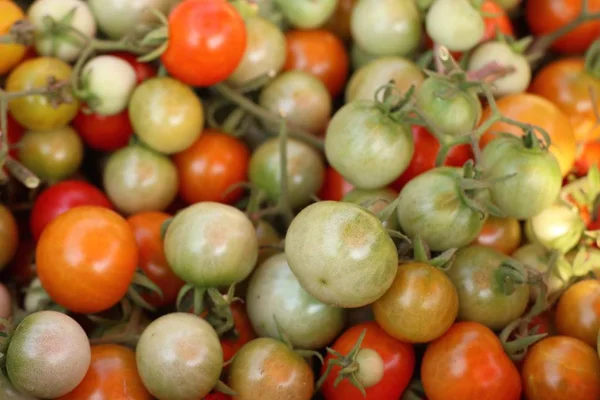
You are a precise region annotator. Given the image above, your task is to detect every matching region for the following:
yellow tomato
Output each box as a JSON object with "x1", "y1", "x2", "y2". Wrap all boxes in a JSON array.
[{"x1": 0, "y1": 1, "x2": 27, "y2": 75}]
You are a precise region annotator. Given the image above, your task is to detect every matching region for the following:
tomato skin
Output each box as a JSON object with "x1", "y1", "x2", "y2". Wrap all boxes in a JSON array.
[
  {"x1": 110, "y1": 51, "x2": 157, "y2": 84},
  {"x1": 173, "y1": 129, "x2": 250, "y2": 205},
  {"x1": 473, "y1": 216, "x2": 521, "y2": 255},
  {"x1": 36, "y1": 206, "x2": 138, "y2": 314},
  {"x1": 220, "y1": 302, "x2": 256, "y2": 363},
  {"x1": 325, "y1": 0, "x2": 357, "y2": 41},
  {"x1": 421, "y1": 322, "x2": 522, "y2": 400},
  {"x1": 0, "y1": 205, "x2": 18, "y2": 271},
  {"x1": 0, "y1": 1, "x2": 27, "y2": 75},
  {"x1": 72, "y1": 108, "x2": 133, "y2": 152},
  {"x1": 321, "y1": 321, "x2": 415, "y2": 400},
  {"x1": 126, "y1": 212, "x2": 185, "y2": 308},
  {"x1": 58, "y1": 344, "x2": 152, "y2": 400},
  {"x1": 161, "y1": 0, "x2": 247, "y2": 86},
  {"x1": 6, "y1": 113, "x2": 24, "y2": 160},
  {"x1": 555, "y1": 279, "x2": 600, "y2": 347},
  {"x1": 526, "y1": 0, "x2": 600, "y2": 54},
  {"x1": 318, "y1": 166, "x2": 354, "y2": 201},
  {"x1": 284, "y1": 29, "x2": 349, "y2": 97},
  {"x1": 574, "y1": 141, "x2": 600, "y2": 176}
]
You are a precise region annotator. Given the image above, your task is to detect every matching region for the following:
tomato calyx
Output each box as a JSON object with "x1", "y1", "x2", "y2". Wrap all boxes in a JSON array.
[
  {"x1": 456, "y1": 160, "x2": 505, "y2": 218},
  {"x1": 35, "y1": 8, "x2": 82, "y2": 58},
  {"x1": 89, "y1": 301, "x2": 146, "y2": 347},
  {"x1": 126, "y1": 268, "x2": 164, "y2": 312},
  {"x1": 412, "y1": 233, "x2": 457, "y2": 270}
]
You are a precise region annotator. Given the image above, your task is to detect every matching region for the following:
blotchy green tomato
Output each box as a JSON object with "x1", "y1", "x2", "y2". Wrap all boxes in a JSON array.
[
  {"x1": 6, "y1": 311, "x2": 91, "y2": 399},
  {"x1": 525, "y1": 204, "x2": 585, "y2": 254},
  {"x1": 285, "y1": 201, "x2": 398, "y2": 308},
  {"x1": 346, "y1": 56, "x2": 424, "y2": 103},
  {"x1": 136, "y1": 313, "x2": 223, "y2": 400},
  {"x1": 325, "y1": 100, "x2": 414, "y2": 189},
  {"x1": 246, "y1": 253, "x2": 346, "y2": 350},
  {"x1": 103, "y1": 144, "x2": 178, "y2": 215},
  {"x1": 275, "y1": 0, "x2": 337, "y2": 29},
  {"x1": 18, "y1": 126, "x2": 83, "y2": 183},
  {"x1": 129, "y1": 77, "x2": 204, "y2": 154},
  {"x1": 0, "y1": 373, "x2": 36, "y2": 400},
  {"x1": 164, "y1": 202, "x2": 258, "y2": 288},
  {"x1": 6, "y1": 57, "x2": 79, "y2": 131},
  {"x1": 342, "y1": 187, "x2": 399, "y2": 230},
  {"x1": 447, "y1": 245, "x2": 530, "y2": 330},
  {"x1": 249, "y1": 137, "x2": 325, "y2": 209}
]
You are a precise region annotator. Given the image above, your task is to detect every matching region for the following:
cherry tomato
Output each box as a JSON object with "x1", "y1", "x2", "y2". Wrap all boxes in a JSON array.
[
  {"x1": 0, "y1": 205, "x2": 18, "y2": 271},
  {"x1": 421, "y1": 322, "x2": 522, "y2": 400},
  {"x1": 127, "y1": 212, "x2": 185, "y2": 308},
  {"x1": 58, "y1": 344, "x2": 151, "y2": 400},
  {"x1": 110, "y1": 51, "x2": 157, "y2": 84},
  {"x1": 526, "y1": 0, "x2": 600, "y2": 54},
  {"x1": 321, "y1": 321, "x2": 415, "y2": 400},
  {"x1": 555, "y1": 279, "x2": 600, "y2": 347},
  {"x1": 574, "y1": 141, "x2": 600, "y2": 177},
  {"x1": 0, "y1": 1, "x2": 27, "y2": 75},
  {"x1": 173, "y1": 129, "x2": 250, "y2": 205},
  {"x1": 161, "y1": 0, "x2": 247, "y2": 87},
  {"x1": 71, "y1": 108, "x2": 133, "y2": 152},
  {"x1": 318, "y1": 166, "x2": 354, "y2": 201},
  {"x1": 5, "y1": 113, "x2": 24, "y2": 159},
  {"x1": 473, "y1": 216, "x2": 522, "y2": 255},
  {"x1": 204, "y1": 393, "x2": 232, "y2": 400},
  {"x1": 36, "y1": 206, "x2": 138, "y2": 314},
  {"x1": 325, "y1": 0, "x2": 357, "y2": 41},
  {"x1": 284, "y1": 29, "x2": 349, "y2": 97},
  {"x1": 220, "y1": 302, "x2": 256, "y2": 363}
]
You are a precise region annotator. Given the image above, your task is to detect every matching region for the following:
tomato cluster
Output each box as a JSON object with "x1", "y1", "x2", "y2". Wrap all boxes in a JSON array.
[{"x1": 0, "y1": 0, "x2": 600, "y2": 399}]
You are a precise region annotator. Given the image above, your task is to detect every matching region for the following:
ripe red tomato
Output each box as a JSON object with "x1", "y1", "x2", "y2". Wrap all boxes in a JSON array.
[
  {"x1": 5, "y1": 112, "x2": 24, "y2": 159},
  {"x1": 30, "y1": 180, "x2": 113, "y2": 241},
  {"x1": 421, "y1": 322, "x2": 522, "y2": 400},
  {"x1": 527, "y1": 0, "x2": 600, "y2": 53},
  {"x1": 320, "y1": 321, "x2": 415, "y2": 400},
  {"x1": 173, "y1": 129, "x2": 250, "y2": 205},
  {"x1": 127, "y1": 212, "x2": 185, "y2": 308},
  {"x1": 220, "y1": 302, "x2": 256, "y2": 363},
  {"x1": 110, "y1": 52, "x2": 157, "y2": 84},
  {"x1": 161, "y1": 0, "x2": 247, "y2": 87},
  {"x1": 573, "y1": 141, "x2": 600, "y2": 177},
  {"x1": 204, "y1": 393, "x2": 231, "y2": 400},
  {"x1": 284, "y1": 29, "x2": 349, "y2": 97},
  {"x1": 72, "y1": 109, "x2": 133, "y2": 152},
  {"x1": 318, "y1": 166, "x2": 354, "y2": 201}
]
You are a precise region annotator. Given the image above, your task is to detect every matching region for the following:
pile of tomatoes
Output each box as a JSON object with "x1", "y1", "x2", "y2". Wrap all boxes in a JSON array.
[{"x1": 1, "y1": 0, "x2": 600, "y2": 399}]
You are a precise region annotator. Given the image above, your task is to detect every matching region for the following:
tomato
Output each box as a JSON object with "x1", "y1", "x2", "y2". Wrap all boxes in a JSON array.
[
  {"x1": 0, "y1": 283, "x2": 11, "y2": 319},
  {"x1": 530, "y1": 58, "x2": 600, "y2": 143},
  {"x1": 350, "y1": 43, "x2": 379, "y2": 70},
  {"x1": 318, "y1": 166, "x2": 354, "y2": 201},
  {"x1": 284, "y1": 29, "x2": 349, "y2": 97},
  {"x1": 480, "y1": 93, "x2": 577, "y2": 177},
  {"x1": 325, "y1": 0, "x2": 357, "y2": 41},
  {"x1": 342, "y1": 187, "x2": 399, "y2": 230},
  {"x1": 526, "y1": 0, "x2": 600, "y2": 54},
  {"x1": 0, "y1": 372, "x2": 35, "y2": 400},
  {"x1": 255, "y1": 219, "x2": 282, "y2": 266},
  {"x1": 427, "y1": 0, "x2": 484, "y2": 51},
  {"x1": 285, "y1": 201, "x2": 398, "y2": 308},
  {"x1": 525, "y1": 204, "x2": 585, "y2": 254},
  {"x1": 5, "y1": 113, "x2": 25, "y2": 160},
  {"x1": 136, "y1": 313, "x2": 224, "y2": 399},
  {"x1": 0, "y1": 1, "x2": 27, "y2": 75},
  {"x1": 522, "y1": 336, "x2": 600, "y2": 400},
  {"x1": 276, "y1": 0, "x2": 337, "y2": 29},
  {"x1": 161, "y1": 0, "x2": 246, "y2": 87},
  {"x1": 246, "y1": 253, "x2": 345, "y2": 350},
  {"x1": 321, "y1": 321, "x2": 415, "y2": 400},
  {"x1": 373, "y1": 262, "x2": 458, "y2": 343},
  {"x1": 6, "y1": 57, "x2": 80, "y2": 131},
  {"x1": 422, "y1": 322, "x2": 521, "y2": 400},
  {"x1": 36, "y1": 206, "x2": 138, "y2": 314},
  {"x1": 220, "y1": 301, "x2": 256, "y2": 363},
  {"x1": 555, "y1": 279, "x2": 600, "y2": 347},
  {"x1": 173, "y1": 129, "x2": 250, "y2": 205},
  {"x1": 110, "y1": 52, "x2": 157, "y2": 84},
  {"x1": 228, "y1": 337, "x2": 314, "y2": 400},
  {"x1": 72, "y1": 108, "x2": 133, "y2": 152},
  {"x1": 204, "y1": 393, "x2": 231, "y2": 400},
  {"x1": 574, "y1": 141, "x2": 600, "y2": 176},
  {"x1": 0, "y1": 205, "x2": 18, "y2": 271},
  {"x1": 127, "y1": 212, "x2": 185, "y2": 308},
  {"x1": 6, "y1": 311, "x2": 91, "y2": 399},
  {"x1": 473, "y1": 216, "x2": 521, "y2": 255},
  {"x1": 30, "y1": 180, "x2": 113, "y2": 241},
  {"x1": 58, "y1": 344, "x2": 151, "y2": 400}
]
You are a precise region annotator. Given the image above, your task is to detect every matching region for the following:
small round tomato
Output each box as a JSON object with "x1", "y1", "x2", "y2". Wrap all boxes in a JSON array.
[
  {"x1": 522, "y1": 336, "x2": 600, "y2": 400},
  {"x1": 473, "y1": 216, "x2": 521, "y2": 255},
  {"x1": 325, "y1": 0, "x2": 357, "y2": 41},
  {"x1": 318, "y1": 166, "x2": 354, "y2": 201},
  {"x1": 525, "y1": 204, "x2": 585, "y2": 254},
  {"x1": 110, "y1": 51, "x2": 157, "y2": 84},
  {"x1": 284, "y1": 29, "x2": 349, "y2": 97},
  {"x1": 0, "y1": 283, "x2": 11, "y2": 319},
  {"x1": 0, "y1": 369, "x2": 33, "y2": 400},
  {"x1": 0, "y1": 204, "x2": 18, "y2": 271},
  {"x1": 526, "y1": 0, "x2": 600, "y2": 54},
  {"x1": 0, "y1": 1, "x2": 27, "y2": 75},
  {"x1": 30, "y1": 180, "x2": 113, "y2": 241},
  {"x1": 72, "y1": 108, "x2": 133, "y2": 152},
  {"x1": 321, "y1": 321, "x2": 415, "y2": 400},
  {"x1": 574, "y1": 141, "x2": 600, "y2": 176},
  {"x1": 422, "y1": 322, "x2": 522, "y2": 400},
  {"x1": 173, "y1": 129, "x2": 250, "y2": 205},
  {"x1": 161, "y1": 0, "x2": 246, "y2": 86},
  {"x1": 220, "y1": 301, "x2": 256, "y2": 363},
  {"x1": 6, "y1": 113, "x2": 25, "y2": 160},
  {"x1": 555, "y1": 279, "x2": 600, "y2": 347},
  {"x1": 127, "y1": 212, "x2": 185, "y2": 308},
  {"x1": 36, "y1": 206, "x2": 138, "y2": 314},
  {"x1": 58, "y1": 344, "x2": 151, "y2": 400},
  {"x1": 426, "y1": 0, "x2": 484, "y2": 52}
]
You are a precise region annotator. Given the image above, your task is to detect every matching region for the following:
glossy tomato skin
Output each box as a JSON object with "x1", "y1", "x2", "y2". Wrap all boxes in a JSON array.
[
  {"x1": 110, "y1": 51, "x2": 157, "y2": 84},
  {"x1": 321, "y1": 321, "x2": 415, "y2": 400},
  {"x1": 555, "y1": 279, "x2": 600, "y2": 347},
  {"x1": 0, "y1": 1, "x2": 27, "y2": 75},
  {"x1": 72, "y1": 108, "x2": 133, "y2": 151},
  {"x1": 173, "y1": 129, "x2": 250, "y2": 205},
  {"x1": 318, "y1": 166, "x2": 354, "y2": 201},
  {"x1": 127, "y1": 212, "x2": 185, "y2": 308},
  {"x1": 58, "y1": 344, "x2": 151, "y2": 400},
  {"x1": 422, "y1": 322, "x2": 522, "y2": 400},
  {"x1": 161, "y1": 0, "x2": 247, "y2": 86},
  {"x1": 473, "y1": 216, "x2": 521, "y2": 255},
  {"x1": 522, "y1": 336, "x2": 600, "y2": 400},
  {"x1": 30, "y1": 180, "x2": 113, "y2": 241},
  {"x1": 526, "y1": 0, "x2": 600, "y2": 53},
  {"x1": 36, "y1": 206, "x2": 138, "y2": 314}
]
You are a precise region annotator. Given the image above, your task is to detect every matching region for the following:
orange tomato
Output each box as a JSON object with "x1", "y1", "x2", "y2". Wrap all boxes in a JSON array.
[
  {"x1": 127, "y1": 212, "x2": 185, "y2": 308},
  {"x1": 58, "y1": 344, "x2": 152, "y2": 400},
  {"x1": 555, "y1": 279, "x2": 600, "y2": 347},
  {"x1": 36, "y1": 206, "x2": 138, "y2": 314},
  {"x1": 530, "y1": 58, "x2": 600, "y2": 143},
  {"x1": 473, "y1": 216, "x2": 522, "y2": 255},
  {"x1": 574, "y1": 141, "x2": 600, "y2": 176},
  {"x1": 480, "y1": 93, "x2": 576, "y2": 177},
  {"x1": 0, "y1": 1, "x2": 27, "y2": 75},
  {"x1": 221, "y1": 302, "x2": 256, "y2": 363}
]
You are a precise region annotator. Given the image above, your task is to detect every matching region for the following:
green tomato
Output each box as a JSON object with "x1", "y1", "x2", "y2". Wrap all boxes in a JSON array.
[
  {"x1": 350, "y1": 44, "x2": 381, "y2": 70},
  {"x1": 426, "y1": 0, "x2": 484, "y2": 51},
  {"x1": 275, "y1": 0, "x2": 338, "y2": 29},
  {"x1": 342, "y1": 187, "x2": 399, "y2": 230},
  {"x1": 525, "y1": 204, "x2": 585, "y2": 254},
  {"x1": 0, "y1": 371, "x2": 36, "y2": 400}
]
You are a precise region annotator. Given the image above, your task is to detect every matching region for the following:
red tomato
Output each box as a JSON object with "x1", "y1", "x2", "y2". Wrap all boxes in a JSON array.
[
  {"x1": 72, "y1": 108, "x2": 133, "y2": 152},
  {"x1": 127, "y1": 212, "x2": 185, "y2": 308},
  {"x1": 573, "y1": 141, "x2": 600, "y2": 177},
  {"x1": 110, "y1": 52, "x2": 157, "y2": 84},
  {"x1": 220, "y1": 302, "x2": 256, "y2": 363},
  {"x1": 30, "y1": 180, "x2": 113, "y2": 241},
  {"x1": 318, "y1": 166, "x2": 354, "y2": 201},
  {"x1": 173, "y1": 129, "x2": 250, "y2": 205},
  {"x1": 421, "y1": 322, "x2": 522, "y2": 400},
  {"x1": 391, "y1": 126, "x2": 472, "y2": 191},
  {"x1": 161, "y1": 0, "x2": 247, "y2": 87},
  {"x1": 204, "y1": 393, "x2": 231, "y2": 400},
  {"x1": 5, "y1": 113, "x2": 24, "y2": 159},
  {"x1": 320, "y1": 321, "x2": 415, "y2": 400},
  {"x1": 284, "y1": 29, "x2": 349, "y2": 97}
]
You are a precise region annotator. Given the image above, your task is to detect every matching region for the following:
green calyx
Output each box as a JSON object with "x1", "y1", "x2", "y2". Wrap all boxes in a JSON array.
[
  {"x1": 412, "y1": 233, "x2": 457, "y2": 271},
  {"x1": 37, "y1": 8, "x2": 86, "y2": 57},
  {"x1": 373, "y1": 83, "x2": 416, "y2": 123},
  {"x1": 458, "y1": 161, "x2": 505, "y2": 218}
]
